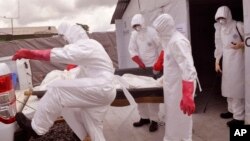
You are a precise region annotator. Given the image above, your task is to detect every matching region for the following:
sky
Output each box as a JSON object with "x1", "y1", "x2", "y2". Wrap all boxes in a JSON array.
[{"x1": 0, "y1": 0, "x2": 117, "y2": 32}]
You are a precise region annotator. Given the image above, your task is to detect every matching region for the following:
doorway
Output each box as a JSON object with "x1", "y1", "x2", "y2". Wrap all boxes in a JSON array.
[
  {"x1": 188, "y1": 0, "x2": 243, "y2": 112},
  {"x1": 189, "y1": 0, "x2": 243, "y2": 89}
]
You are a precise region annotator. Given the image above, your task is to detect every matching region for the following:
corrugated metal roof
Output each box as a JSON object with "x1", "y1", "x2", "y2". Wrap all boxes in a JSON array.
[
  {"x1": 111, "y1": 0, "x2": 130, "y2": 24},
  {"x1": 0, "y1": 26, "x2": 58, "y2": 36}
]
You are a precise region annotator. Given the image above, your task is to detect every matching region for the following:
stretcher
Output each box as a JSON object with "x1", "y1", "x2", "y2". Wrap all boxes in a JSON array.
[
  {"x1": 24, "y1": 67, "x2": 164, "y2": 107},
  {"x1": 113, "y1": 67, "x2": 163, "y2": 106}
]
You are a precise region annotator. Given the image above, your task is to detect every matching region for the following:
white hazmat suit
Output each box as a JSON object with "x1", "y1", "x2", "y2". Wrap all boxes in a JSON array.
[
  {"x1": 128, "y1": 14, "x2": 161, "y2": 126},
  {"x1": 153, "y1": 14, "x2": 197, "y2": 141},
  {"x1": 214, "y1": 6, "x2": 245, "y2": 122},
  {"x1": 15, "y1": 24, "x2": 116, "y2": 141}
]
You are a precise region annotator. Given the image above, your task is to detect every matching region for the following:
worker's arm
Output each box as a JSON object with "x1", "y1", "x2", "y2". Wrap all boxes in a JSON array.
[
  {"x1": 171, "y1": 41, "x2": 197, "y2": 116},
  {"x1": 12, "y1": 49, "x2": 51, "y2": 61}
]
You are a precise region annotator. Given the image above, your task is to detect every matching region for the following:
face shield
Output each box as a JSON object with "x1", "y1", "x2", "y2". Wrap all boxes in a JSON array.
[
  {"x1": 133, "y1": 24, "x2": 142, "y2": 32},
  {"x1": 217, "y1": 18, "x2": 227, "y2": 25},
  {"x1": 131, "y1": 14, "x2": 145, "y2": 32}
]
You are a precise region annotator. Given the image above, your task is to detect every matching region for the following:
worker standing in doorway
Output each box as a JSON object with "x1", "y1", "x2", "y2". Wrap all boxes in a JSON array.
[{"x1": 214, "y1": 6, "x2": 245, "y2": 127}]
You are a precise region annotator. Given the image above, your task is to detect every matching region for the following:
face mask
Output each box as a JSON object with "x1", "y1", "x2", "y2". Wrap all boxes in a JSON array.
[
  {"x1": 135, "y1": 26, "x2": 142, "y2": 31},
  {"x1": 219, "y1": 19, "x2": 226, "y2": 25}
]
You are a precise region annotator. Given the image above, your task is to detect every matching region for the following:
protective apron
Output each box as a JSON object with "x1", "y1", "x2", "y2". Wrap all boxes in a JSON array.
[{"x1": 214, "y1": 6, "x2": 245, "y2": 99}]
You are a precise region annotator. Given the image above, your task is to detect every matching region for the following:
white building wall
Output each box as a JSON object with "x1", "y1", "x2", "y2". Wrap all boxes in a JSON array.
[
  {"x1": 114, "y1": 0, "x2": 141, "y2": 69},
  {"x1": 115, "y1": 0, "x2": 190, "y2": 68},
  {"x1": 243, "y1": 0, "x2": 250, "y2": 124},
  {"x1": 115, "y1": 19, "x2": 136, "y2": 68}
]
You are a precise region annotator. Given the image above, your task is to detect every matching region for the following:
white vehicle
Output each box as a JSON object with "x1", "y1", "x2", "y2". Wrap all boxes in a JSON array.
[
  {"x1": 0, "y1": 63, "x2": 17, "y2": 141},
  {"x1": 0, "y1": 56, "x2": 34, "y2": 141}
]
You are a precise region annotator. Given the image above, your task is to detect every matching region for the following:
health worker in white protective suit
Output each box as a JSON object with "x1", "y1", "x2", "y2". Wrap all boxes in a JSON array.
[
  {"x1": 153, "y1": 14, "x2": 197, "y2": 141},
  {"x1": 214, "y1": 6, "x2": 245, "y2": 127},
  {"x1": 13, "y1": 23, "x2": 116, "y2": 141},
  {"x1": 128, "y1": 14, "x2": 163, "y2": 132}
]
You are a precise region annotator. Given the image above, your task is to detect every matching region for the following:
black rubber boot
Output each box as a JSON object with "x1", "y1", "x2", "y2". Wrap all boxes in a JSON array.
[
  {"x1": 227, "y1": 119, "x2": 244, "y2": 127},
  {"x1": 15, "y1": 112, "x2": 41, "y2": 139},
  {"x1": 149, "y1": 121, "x2": 158, "y2": 132},
  {"x1": 220, "y1": 112, "x2": 233, "y2": 119},
  {"x1": 133, "y1": 118, "x2": 150, "y2": 127}
]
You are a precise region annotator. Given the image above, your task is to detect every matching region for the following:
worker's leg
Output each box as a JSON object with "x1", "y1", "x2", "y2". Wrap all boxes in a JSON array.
[
  {"x1": 164, "y1": 89, "x2": 192, "y2": 141},
  {"x1": 31, "y1": 88, "x2": 63, "y2": 135},
  {"x1": 62, "y1": 108, "x2": 88, "y2": 141},
  {"x1": 231, "y1": 98, "x2": 245, "y2": 120},
  {"x1": 227, "y1": 98, "x2": 233, "y2": 114},
  {"x1": 227, "y1": 98, "x2": 245, "y2": 127},
  {"x1": 148, "y1": 103, "x2": 160, "y2": 121},
  {"x1": 137, "y1": 103, "x2": 150, "y2": 119},
  {"x1": 81, "y1": 106, "x2": 110, "y2": 141},
  {"x1": 220, "y1": 98, "x2": 234, "y2": 119},
  {"x1": 32, "y1": 78, "x2": 116, "y2": 135},
  {"x1": 133, "y1": 104, "x2": 150, "y2": 127},
  {"x1": 148, "y1": 103, "x2": 160, "y2": 132}
]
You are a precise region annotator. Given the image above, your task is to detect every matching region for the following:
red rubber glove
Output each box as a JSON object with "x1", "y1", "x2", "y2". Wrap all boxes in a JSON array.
[
  {"x1": 12, "y1": 49, "x2": 51, "y2": 61},
  {"x1": 66, "y1": 64, "x2": 77, "y2": 70},
  {"x1": 132, "y1": 56, "x2": 146, "y2": 69},
  {"x1": 180, "y1": 80, "x2": 195, "y2": 116},
  {"x1": 153, "y1": 50, "x2": 164, "y2": 72}
]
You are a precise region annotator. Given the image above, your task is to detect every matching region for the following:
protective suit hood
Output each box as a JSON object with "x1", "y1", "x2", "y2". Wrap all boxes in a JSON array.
[
  {"x1": 153, "y1": 14, "x2": 176, "y2": 39},
  {"x1": 131, "y1": 14, "x2": 146, "y2": 29},
  {"x1": 58, "y1": 23, "x2": 89, "y2": 44},
  {"x1": 215, "y1": 6, "x2": 233, "y2": 23},
  {"x1": 57, "y1": 22, "x2": 70, "y2": 35}
]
